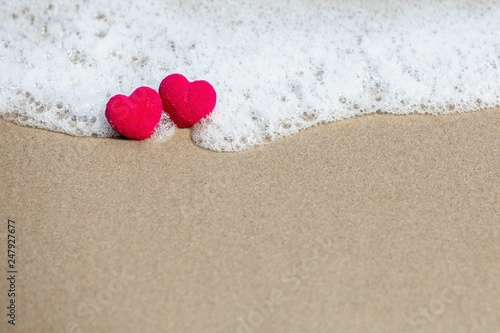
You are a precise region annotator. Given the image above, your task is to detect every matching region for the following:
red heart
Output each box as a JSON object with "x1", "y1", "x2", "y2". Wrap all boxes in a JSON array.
[
  {"x1": 159, "y1": 74, "x2": 217, "y2": 128},
  {"x1": 105, "y1": 86, "x2": 163, "y2": 140}
]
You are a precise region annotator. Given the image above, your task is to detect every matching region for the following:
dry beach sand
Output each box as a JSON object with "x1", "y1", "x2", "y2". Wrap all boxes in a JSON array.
[{"x1": 0, "y1": 108, "x2": 499, "y2": 332}]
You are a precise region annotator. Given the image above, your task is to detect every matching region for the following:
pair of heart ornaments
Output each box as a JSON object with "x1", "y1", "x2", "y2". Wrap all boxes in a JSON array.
[{"x1": 105, "y1": 74, "x2": 216, "y2": 140}]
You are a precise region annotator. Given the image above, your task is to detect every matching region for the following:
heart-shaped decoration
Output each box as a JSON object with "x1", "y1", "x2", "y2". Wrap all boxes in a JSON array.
[
  {"x1": 159, "y1": 74, "x2": 217, "y2": 128},
  {"x1": 105, "y1": 86, "x2": 163, "y2": 140}
]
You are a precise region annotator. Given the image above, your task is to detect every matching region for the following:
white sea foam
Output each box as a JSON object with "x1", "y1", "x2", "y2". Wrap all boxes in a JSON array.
[{"x1": 0, "y1": 0, "x2": 499, "y2": 150}]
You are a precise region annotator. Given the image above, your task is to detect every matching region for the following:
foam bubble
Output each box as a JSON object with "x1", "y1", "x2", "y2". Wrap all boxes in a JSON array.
[{"x1": 1, "y1": 0, "x2": 499, "y2": 150}]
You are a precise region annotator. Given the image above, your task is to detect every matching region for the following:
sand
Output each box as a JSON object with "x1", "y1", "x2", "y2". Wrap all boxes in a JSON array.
[{"x1": 0, "y1": 108, "x2": 499, "y2": 332}]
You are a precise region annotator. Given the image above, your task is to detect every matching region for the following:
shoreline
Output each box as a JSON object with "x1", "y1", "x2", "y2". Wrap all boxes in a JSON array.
[
  {"x1": 2, "y1": 106, "x2": 498, "y2": 152},
  {"x1": 1, "y1": 108, "x2": 499, "y2": 332}
]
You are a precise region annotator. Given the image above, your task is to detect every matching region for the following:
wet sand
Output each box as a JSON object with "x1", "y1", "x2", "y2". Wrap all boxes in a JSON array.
[{"x1": 0, "y1": 108, "x2": 499, "y2": 332}]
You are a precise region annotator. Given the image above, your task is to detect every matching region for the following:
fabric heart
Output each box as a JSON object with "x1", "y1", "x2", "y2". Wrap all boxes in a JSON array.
[
  {"x1": 159, "y1": 74, "x2": 217, "y2": 128},
  {"x1": 105, "y1": 86, "x2": 163, "y2": 140}
]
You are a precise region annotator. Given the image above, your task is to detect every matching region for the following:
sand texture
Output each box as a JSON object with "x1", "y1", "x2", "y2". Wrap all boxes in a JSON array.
[{"x1": 0, "y1": 108, "x2": 499, "y2": 332}]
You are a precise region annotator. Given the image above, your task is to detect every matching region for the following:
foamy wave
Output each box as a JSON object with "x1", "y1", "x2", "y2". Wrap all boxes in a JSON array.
[{"x1": 1, "y1": 0, "x2": 499, "y2": 150}]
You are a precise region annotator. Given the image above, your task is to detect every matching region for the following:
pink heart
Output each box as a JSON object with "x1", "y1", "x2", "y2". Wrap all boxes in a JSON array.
[
  {"x1": 105, "y1": 86, "x2": 163, "y2": 140},
  {"x1": 159, "y1": 74, "x2": 217, "y2": 128}
]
